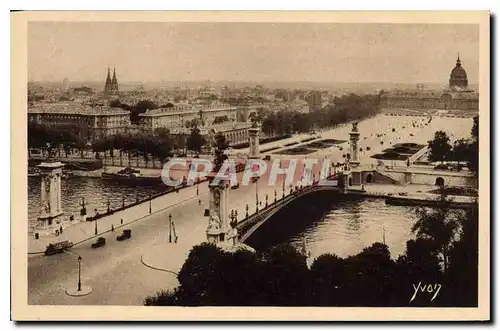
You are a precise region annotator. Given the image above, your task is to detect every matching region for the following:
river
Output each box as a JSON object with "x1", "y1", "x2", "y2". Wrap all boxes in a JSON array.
[
  {"x1": 245, "y1": 192, "x2": 418, "y2": 261},
  {"x1": 28, "y1": 177, "x2": 167, "y2": 224}
]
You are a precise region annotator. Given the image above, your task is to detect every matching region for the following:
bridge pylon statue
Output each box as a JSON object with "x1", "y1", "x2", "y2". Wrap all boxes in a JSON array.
[{"x1": 206, "y1": 173, "x2": 230, "y2": 245}]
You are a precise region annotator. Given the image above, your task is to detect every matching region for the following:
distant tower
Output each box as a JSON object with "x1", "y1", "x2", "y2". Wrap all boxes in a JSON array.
[
  {"x1": 104, "y1": 67, "x2": 119, "y2": 96},
  {"x1": 111, "y1": 67, "x2": 119, "y2": 94},
  {"x1": 104, "y1": 67, "x2": 112, "y2": 96}
]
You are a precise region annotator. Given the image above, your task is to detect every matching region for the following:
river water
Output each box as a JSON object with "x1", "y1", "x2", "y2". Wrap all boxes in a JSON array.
[
  {"x1": 27, "y1": 177, "x2": 166, "y2": 223},
  {"x1": 245, "y1": 192, "x2": 417, "y2": 260}
]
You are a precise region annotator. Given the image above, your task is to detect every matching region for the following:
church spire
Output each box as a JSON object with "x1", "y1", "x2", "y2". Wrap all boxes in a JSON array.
[
  {"x1": 112, "y1": 67, "x2": 117, "y2": 82},
  {"x1": 105, "y1": 67, "x2": 111, "y2": 84},
  {"x1": 456, "y1": 53, "x2": 461, "y2": 66}
]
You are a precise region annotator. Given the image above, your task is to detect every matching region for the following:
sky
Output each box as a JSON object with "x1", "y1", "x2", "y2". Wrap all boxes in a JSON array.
[{"x1": 28, "y1": 22, "x2": 479, "y2": 84}]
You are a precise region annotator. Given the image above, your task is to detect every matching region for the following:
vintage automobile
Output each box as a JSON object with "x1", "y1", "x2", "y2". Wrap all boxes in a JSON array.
[
  {"x1": 44, "y1": 241, "x2": 73, "y2": 256},
  {"x1": 231, "y1": 183, "x2": 240, "y2": 189},
  {"x1": 91, "y1": 237, "x2": 106, "y2": 249},
  {"x1": 117, "y1": 229, "x2": 132, "y2": 241}
]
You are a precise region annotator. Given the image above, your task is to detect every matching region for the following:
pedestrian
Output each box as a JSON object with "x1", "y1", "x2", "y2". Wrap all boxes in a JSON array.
[
  {"x1": 59, "y1": 226, "x2": 63, "y2": 234},
  {"x1": 120, "y1": 218, "x2": 123, "y2": 224},
  {"x1": 198, "y1": 198, "x2": 201, "y2": 206},
  {"x1": 175, "y1": 236, "x2": 178, "y2": 243},
  {"x1": 111, "y1": 224, "x2": 114, "y2": 232}
]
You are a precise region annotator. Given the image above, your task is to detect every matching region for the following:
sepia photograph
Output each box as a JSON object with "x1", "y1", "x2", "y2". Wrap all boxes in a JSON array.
[{"x1": 11, "y1": 11, "x2": 490, "y2": 321}]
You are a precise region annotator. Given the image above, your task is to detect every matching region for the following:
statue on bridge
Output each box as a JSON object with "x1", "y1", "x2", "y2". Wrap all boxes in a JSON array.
[
  {"x1": 352, "y1": 121, "x2": 359, "y2": 132},
  {"x1": 207, "y1": 211, "x2": 221, "y2": 234}
]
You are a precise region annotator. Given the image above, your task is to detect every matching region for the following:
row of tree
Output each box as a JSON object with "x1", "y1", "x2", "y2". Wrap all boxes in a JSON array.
[
  {"x1": 144, "y1": 190, "x2": 478, "y2": 307},
  {"x1": 427, "y1": 116, "x2": 479, "y2": 173},
  {"x1": 28, "y1": 120, "x2": 215, "y2": 164},
  {"x1": 28, "y1": 122, "x2": 87, "y2": 158},
  {"x1": 260, "y1": 93, "x2": 381, "y2": 136}
]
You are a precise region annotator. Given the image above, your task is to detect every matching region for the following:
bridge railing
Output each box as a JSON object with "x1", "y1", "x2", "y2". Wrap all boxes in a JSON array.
[{"x1": 235, "y1": 180, "x2": 340, "y2": 240}]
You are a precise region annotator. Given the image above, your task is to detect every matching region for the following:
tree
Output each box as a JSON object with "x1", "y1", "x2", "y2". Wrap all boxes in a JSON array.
[
  {"x1": 446, "y1": 206, "x2": 478, "y2": 306},
  {"x1": 130, "y1": 100, "x2": 158, "y2": 124},
  {"x1": 427, "y1": 131, "x2": 452, "y2": 164},
  {"x1": 452, "y1": 138, "x2": 470, "y2": 169},
  {"x1": 471, "y1": 116, "x2": 478, "y2": 140},
  {"x1": 213, "y1": 132, "x2": 230, "y2": 171},
  {"x1": 412, "y1": 191, "x2": 460, "y2": 272},
  {"x1": 186, "y1": 126, "x2": 205, "y2": 154}
]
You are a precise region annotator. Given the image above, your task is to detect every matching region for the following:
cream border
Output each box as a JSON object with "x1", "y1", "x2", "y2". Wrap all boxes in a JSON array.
[{"x1": 11, "y1": 11, "x2": 490, "y2": 321}]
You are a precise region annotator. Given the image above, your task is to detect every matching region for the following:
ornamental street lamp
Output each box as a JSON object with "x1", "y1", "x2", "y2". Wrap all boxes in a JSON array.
[
  {"x1": 149, "y1": 190, "x2": 152, "y2": 214},
  {"x1": 265, "y1": 194, "x2": 268, "y2": 207},
  {"x1": 122, "y1": 196, "x2": 125, "y2": 208},
  {"x1": 77, "y1": 255, "x2": 82, "y2": 292},
  {"x1": 245, "y1": 204, "x2": 249, "y2": 218},
  {"x1": 255, "y1": 178, "x2": 259, "y2": 213},
  {"x1": 282, "y1": 178, "x2": 285, "y2": 198},
  {"x1": 106, "y1": 199, "x2": 111, "y2": 213},
  {"x1": 80, "y1": 197, "x2": 86, "y2": 216},
  {"x1": 136, "y1": 190, "x2": 139, "y2": 203},
  {"x1": 196, "y1": 182, "x2": 199, "y2": 196},
  {"x1": 94, "y1": 208, "x2": 98, "y2": 235},
  {"x1": 274, "y1": 189, "x2": 277, "y2": 202},
  {"x1": 169, "y1": 214, "x2": 172, "y2": 243}
]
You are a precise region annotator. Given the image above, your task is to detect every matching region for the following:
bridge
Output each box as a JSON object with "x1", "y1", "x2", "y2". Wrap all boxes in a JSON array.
[{"x1": 235, "y1": 177, "x2": 341, "y2": 243}]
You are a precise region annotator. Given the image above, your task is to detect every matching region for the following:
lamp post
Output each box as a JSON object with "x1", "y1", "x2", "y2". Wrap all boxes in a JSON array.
[
  {"x1": 196, "y1": 181, "x2": 199, "y2": 196},
  {"x1": 106, "y1": 199, "x2": 111, "y2": 213},
  {"x1": 265, "y1": 194, "x2": 268, "y2": 207},
  {"x1": 94, "y1": 208, "x2": 98, "y2": 235},
  {"x1": 274, "y1": 189, "x2": 277, "y2": 202},
  {"x1": 282, "y1": 178, "x2": 285, "y2": 198},
  {"x1": 122, "y1": 195, "x2": 125, "y2": 208},
  {"x1": 245, "y1": 204, "x2": 249, "y2": 218},
  {"x1": 168, "y1": 214, "x2": 172, "y2": 243},
  {"x1": 80, "y1": 197, "x2": 86, "y2": 216},
  {"x1": 135, "y1": 190, "x2": 139, "y2": 203},
  {"x1": 149, "y1": 190, "x2": 152, "y2": 214},
  {"x1": 255, "y1": 178, "x2": 259, "y2": 213},
  {"x1": 77, "y1": 255, "x2": 82, "y2": 292}
]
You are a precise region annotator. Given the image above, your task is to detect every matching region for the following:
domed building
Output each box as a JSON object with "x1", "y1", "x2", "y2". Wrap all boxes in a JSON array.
[
  {"x1": 380, "y1": 54, "x2": 478, "y2": 112},
  {"x1": 449, "y1": 55, "x2": 468, "y2": 91}
]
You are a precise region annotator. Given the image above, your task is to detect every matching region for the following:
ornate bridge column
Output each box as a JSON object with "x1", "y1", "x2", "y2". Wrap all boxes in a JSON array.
[
  {"x1": 248, "y1": 127, "x2": 260, "y2": 159},
  {"x1": 206, "y1": 174, "x2": 230, "y2": 244},
  {"x1": 36, "y1": 162, "x2": 65, "y2": 235},
  {"x1": 349, "y1": 122, "x2": 360, "y2": 168}
]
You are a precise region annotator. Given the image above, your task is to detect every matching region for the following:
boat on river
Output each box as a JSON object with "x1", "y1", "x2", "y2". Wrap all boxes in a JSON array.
[{"x1": 101, "y1": 167, "x2": 163, "y2": 185}]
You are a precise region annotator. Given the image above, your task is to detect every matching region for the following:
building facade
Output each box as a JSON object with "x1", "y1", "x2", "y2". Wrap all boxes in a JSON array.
[
  {"x1": 380, "y1": 55, "x2": 478, "y2": 111},
  {"x1": 28, "y1": 102, "x2": 132, "y2": 142},
  {"x1": 138, "y1": 103, "x2": 267, "y2": 132}
]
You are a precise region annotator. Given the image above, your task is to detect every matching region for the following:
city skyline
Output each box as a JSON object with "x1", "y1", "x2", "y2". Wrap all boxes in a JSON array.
[{"x1": 28, "y1": 22, "x2": 479, "y2": 85}]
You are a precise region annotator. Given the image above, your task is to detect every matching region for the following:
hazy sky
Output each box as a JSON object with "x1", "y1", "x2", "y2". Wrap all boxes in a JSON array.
[{"x1": 28, "y1": 22, "x2": 479, "y2": 84}]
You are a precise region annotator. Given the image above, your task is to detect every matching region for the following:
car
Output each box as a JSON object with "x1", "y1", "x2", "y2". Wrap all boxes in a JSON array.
[
  {"x1": 251, "y1": 177, "x2": 259, "y2": 183},
  {"x1": 117, "y1": 229, "x2": 132, "y2": 241},
  {"x1": 44, "y1": 241, "x2": 73, "y2": 256},
  {"x1": 91, "y1": 237, "x2": 106, "y2": 249},
  {"x1": 231, "y1": 183, "x2": 240, "y2": 189}
]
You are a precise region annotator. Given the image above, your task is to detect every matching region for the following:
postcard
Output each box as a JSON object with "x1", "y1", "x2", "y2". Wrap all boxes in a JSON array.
[{"x1": 11, "y1": 10, "x2": 490, "y2": 321}]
